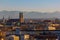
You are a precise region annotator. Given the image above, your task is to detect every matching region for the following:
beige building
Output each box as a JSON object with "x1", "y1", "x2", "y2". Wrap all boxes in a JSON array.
[
  {"x1": 6, "y1": 35, "x2": 19, "y2": 40},
  {"x1": 48, "y1": 23, "x2": 60, "y2": 30},
  {"x1": 24, "y1": 34, "x2": 30, "y2": 40}
]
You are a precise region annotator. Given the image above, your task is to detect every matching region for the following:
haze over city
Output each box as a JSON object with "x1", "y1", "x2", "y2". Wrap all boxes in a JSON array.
[{"x1": 0, "y1": 0, "x2": 60, "y2": 19}]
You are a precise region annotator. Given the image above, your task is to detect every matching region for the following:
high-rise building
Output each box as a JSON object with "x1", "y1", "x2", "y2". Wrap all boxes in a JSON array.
[{"x1": 19, "y1": 12, "x2": 24, "y2": 23}]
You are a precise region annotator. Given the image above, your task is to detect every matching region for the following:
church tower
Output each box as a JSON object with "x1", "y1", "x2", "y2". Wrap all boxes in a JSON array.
[{"x1": 19, "y1": 12, "x2": 24, "y2": 23}]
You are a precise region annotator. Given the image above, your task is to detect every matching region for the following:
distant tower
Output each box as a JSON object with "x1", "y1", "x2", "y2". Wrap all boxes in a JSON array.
[
  {"x1": 19, "y1": 12, "x2": 24, "y2": 23},
  {"x1": 8, "y1": 16, "x2": 10, "y2": 19},
  {"x1": 2, "y1": 16, "x2": 5, "y2": 23}
]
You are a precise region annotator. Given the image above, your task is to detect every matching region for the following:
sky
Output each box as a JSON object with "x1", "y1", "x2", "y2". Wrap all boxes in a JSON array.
[{"x1": 0, "y1": 0, "x2": 60, "y2": 12}]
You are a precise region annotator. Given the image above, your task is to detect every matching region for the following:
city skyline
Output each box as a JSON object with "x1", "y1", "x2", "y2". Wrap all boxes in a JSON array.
[{"x1": 0, "y1": 0, "x2": 60, "y2": 12}]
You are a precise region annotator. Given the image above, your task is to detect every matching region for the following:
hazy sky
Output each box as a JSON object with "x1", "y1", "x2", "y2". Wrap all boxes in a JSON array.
[{"x1": 0, "y1": 0, "x2": 60, "y2": 12}]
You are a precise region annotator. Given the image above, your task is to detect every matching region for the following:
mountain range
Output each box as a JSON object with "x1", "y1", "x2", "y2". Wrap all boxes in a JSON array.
[{"x1": 0, "y1": 10, "x2": 60, "y2": 19}]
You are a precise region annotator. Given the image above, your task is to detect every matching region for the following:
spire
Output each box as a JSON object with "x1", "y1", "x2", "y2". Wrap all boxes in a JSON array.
[
  {"x1": 2, "y1": 16, "x2": 5, "y2": 23},
  {"x1": 3, "y1": 16, "x2": 4, "y2": 20},
  {"x1": 8, "y1": 16, "x2": 10, "y2": 20}
]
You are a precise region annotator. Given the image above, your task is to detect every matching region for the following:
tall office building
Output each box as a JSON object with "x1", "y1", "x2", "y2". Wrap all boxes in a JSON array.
[{"x1": 19, "y1": 12, "x2": 24, "y2": 23}]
